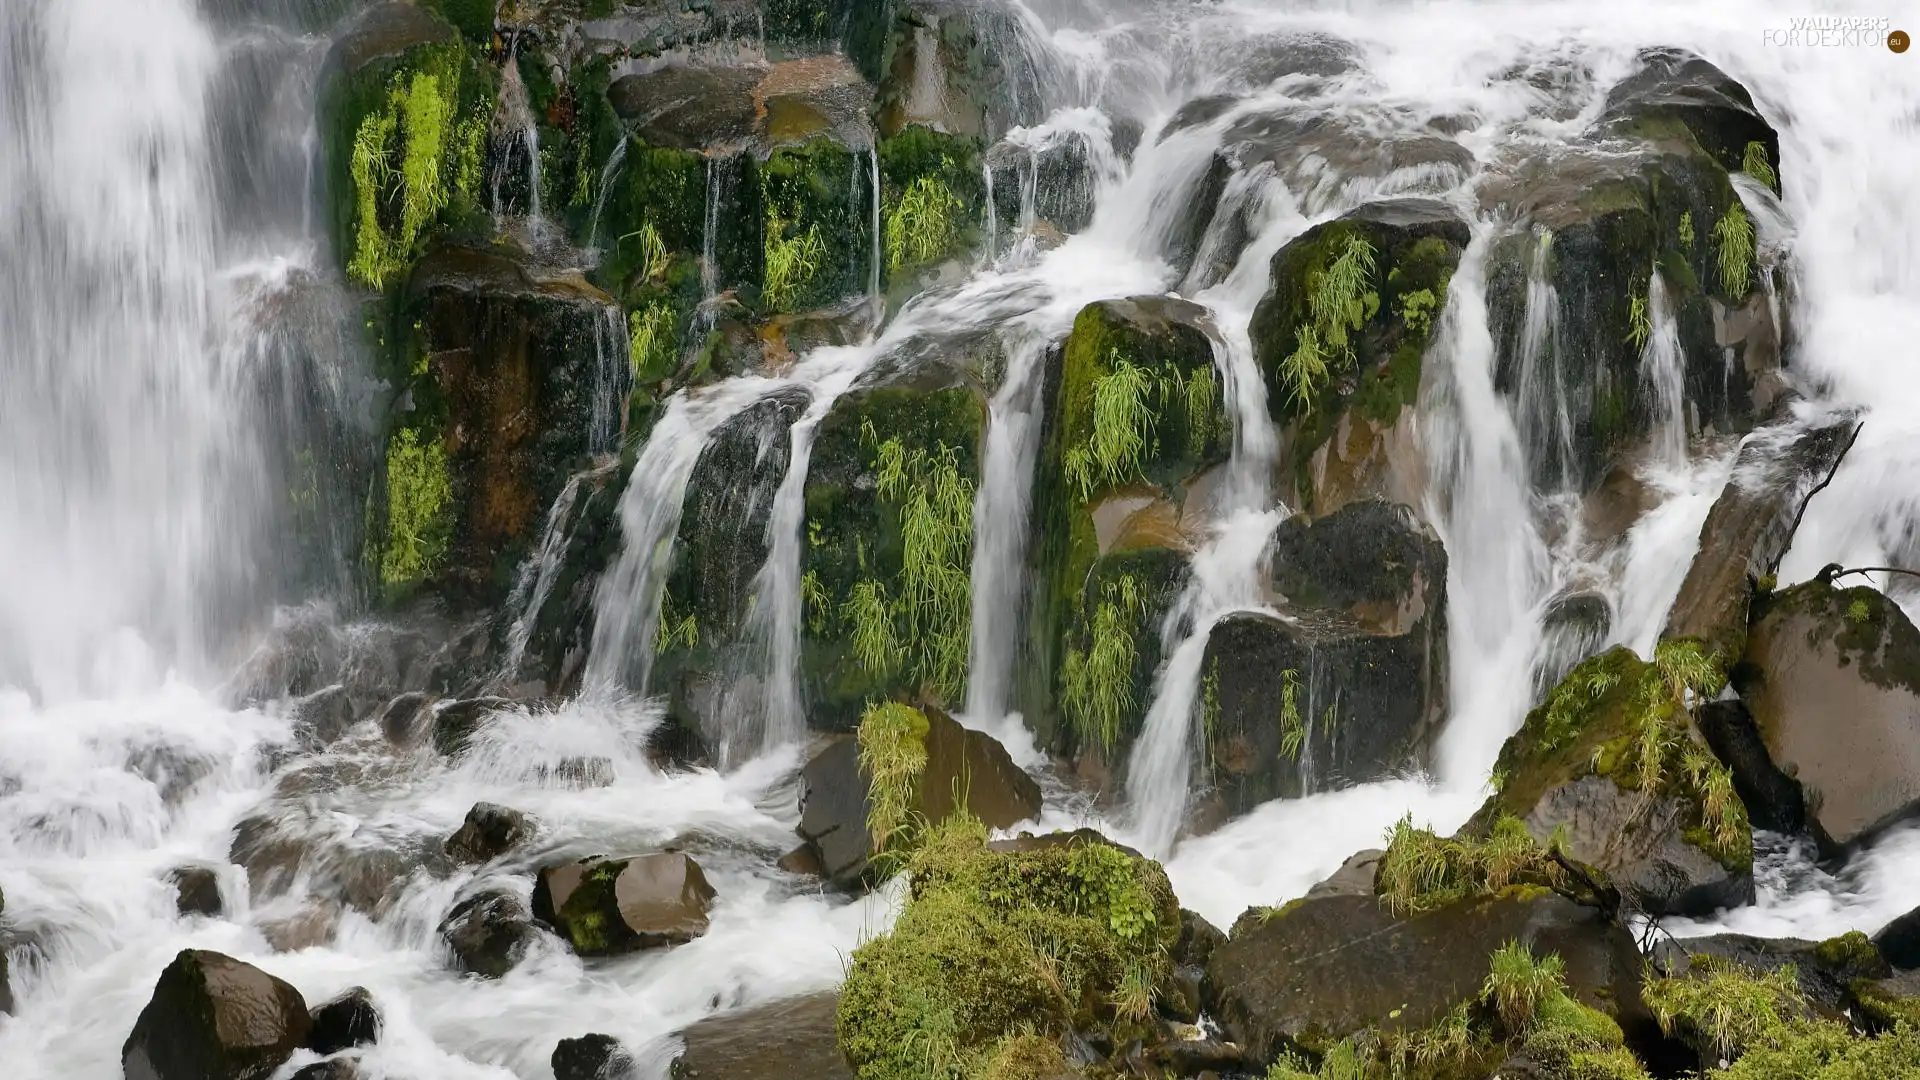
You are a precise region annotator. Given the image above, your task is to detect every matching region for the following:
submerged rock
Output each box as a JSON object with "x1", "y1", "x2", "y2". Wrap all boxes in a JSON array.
[
  {"x1": 668, "y1": 993, "x2": 849, "y2": 1079},
  {"x1": 287, "y1": 684, "x2": 356, "y2": 751},
  {"x1": 443, "y1": 802, "x2": 535, "y2": 865},
  {"x1": 1203, "y1": 892, "x2": 1650, "y2": 1068},
  {"x1": 438, "y1": 888, "x2": 538, "y2": 978},
  {"x1": 169, "y1": 865, "x2": 224, "y2": 918},
  {"x1": 532, "y1": 852, "x2": 717, "y2": 956},
  {"x1": 795, "y1": 706, "x2": 1041, "y2": 886},
  {"x1": 430, "y1": 695, "x2": 513, "y2": 758},
  {"x1": 1736, "y1": 577, "x2": 1920, "y2": 852},
  {"x1": 289, "y1": 1060, "x2": 361, "y2": 1080},
  {"x1": 122, "y1": 949, "x2": 312, "y2": 1080},
  {"x1": 307, "y1": 986, "x2": 382, "y2": 1055},
  {"x1": 553, "y1": 1032, "x2": 637, "y2": 1080}
]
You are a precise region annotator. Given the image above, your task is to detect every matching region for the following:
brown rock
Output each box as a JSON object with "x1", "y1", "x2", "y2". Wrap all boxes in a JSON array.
[
  {"x1": 122, "y1": 949, "x2": 312, "y2": 1080},
  {"x1": 533, "y1": 852, "x2": 717, "y2": 955}
]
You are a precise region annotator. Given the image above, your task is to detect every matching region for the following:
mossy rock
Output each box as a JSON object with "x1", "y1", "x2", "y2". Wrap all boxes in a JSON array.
[
  {"x1": 1735, "y1": 578, "x2": 1920, "y2": 852},
  {"x1": 1598, "y1": 48, "x2": 1781, "y2": 192},
  {"x1": 762, "y1": 136, "x2": 877, "y2": 313},
  {"x1": 531, "y1": 852, "x2": 717, "y2": 956},
  {"x1": 1250, "y1": 199, "x2": 1467, "y2": 514},
  {"x1": 799, "y1": 379, "x2": 986, "y2": 730},
  {"x1": 1650, "y1": 931, "x2": 1890, "y2": 1021},
  {"x1": 1053, "y1": 545, "x2": 1187, "y2": 767},
  {"x1": 319, "y1": 4, "x2": 494, "y2": 292},
  {"x1": 877, "y1": 125, "x2": 985, "y2": 293},
  {"x1": 1468, "y1": 646, "x2": 1754, "y2": 916},
  {"x1": 836, "y1": 820, "x2": 1178, "y2": 1080}
]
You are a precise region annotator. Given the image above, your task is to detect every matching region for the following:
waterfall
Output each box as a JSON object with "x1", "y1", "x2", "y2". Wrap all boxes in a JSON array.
[
  {"x1": 868, "y1": 145, "x2": 883, "y2": 317},
  {"x1": 1640, "y1": 270, "x2": 1689, "y2": 469},
  {"x1": 490, "y1": 47, "x2": 544, "y2": 226},
  {"x1": 588, "y1": 304, "x2": 629, "y2": 454},
  {"x1": 584, "y1": 133, "x2": 629, "y2": 254},
  {"x1": 700, "y1": 156, "x2": 723, "y2": 303},
  {"x1": 1514, "y1": 228, "x2": 1575, "y2": 489},
  {"x1": 497, "y1": 469, "x2": 594, "y2": 683},
  {"x1": 963, "y1": 334, "x2": 1050, "y2": 724}
]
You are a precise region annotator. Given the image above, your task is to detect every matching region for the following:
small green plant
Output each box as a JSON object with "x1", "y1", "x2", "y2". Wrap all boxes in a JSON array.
[
  {"x1": 381, "y1": 426, "x2": 453, "y2": 585},
  {"x1": 1280, "y1": 324, "x2": 1331, "y2": 410},
  {"x1": 1742, "y1": 141, "x2": 1778, "y2": 193},
  {"x1": 1713, "y1": 203, "x2": 1756, "y2": 298},
  {"x1": 1184, "y1": 362, "x2": 1218, "y2": 457},
  {"x1": 1848, "y1": 597, "x2": 1872, "y2": 624},
  {"x1": 764, "y1": 209, "x2": 826, "y2": 311},
  {"x1": 1267, "y1": 1040, "x2": 1371, "y2": 1080},
  {"x1": 886, "y1": 173, "x2": 964, "y2": 273},
  {"x1": 1062, "y1": 575, "x2": 1145, "y2": 750},
  {"x1": 1068, "y1": 354, "x2": 1157, "y2": 499},
  {"x1": 1627, "y1": 290, "x2": 1652, "y2": 350},
  {"x1": 627, "y1": 301, "x2": 677, "y2": 381},
  {"x1": 1678, "y1": 210, "x2": 1696, "y2": 252},
  {"x1": 858, "y1": 701, "x2": 931, "y2": 859},
  {"x1": 1108, "y1": 957, "x2": 1158, "y2": 1025},
  {"x1": 802, "y1": 568, "x2": 832, "y2": 635},
  {"x1": 1484, "y1": 942, "x2": 1566, "y2": 1031},
  {"x1": 1201, "y1": 661, "x2": 1222, "y2": 750},
  {"x1": 347, "y1": 68, "x2": 464, "y2": 290},
  {"x1": 1642, "y1": 955, "x2": 1805, "y2": 1064},
  {"x1": 653, "y1": 593, "x2": 699, "y2": 655},
  {"x1": 1397, "y1": 287, "x2": 1440, "y2": 337},
  {"x1": 844, "y1": 579, "x2": 901, "y2": 678},
  {"x1": 1279, "y1": 669, "x2": 1306, "y2": 762},
  {"x1": 1376, "y1": 813, "x2": 1567, "y2": 916},
  {"x1": 1283, "y1": 232, "x2": 1380, "y2": 411},
  {"x1": 619, "y1": 221, "x2": 672, "y2": 283}
]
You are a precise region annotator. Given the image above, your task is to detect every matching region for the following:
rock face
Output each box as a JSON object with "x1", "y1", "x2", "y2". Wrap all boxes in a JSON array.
[
  {"x1": 444, "y1": 802, "x2": 535, "y2": 865},
  {"x1": 122, "y1": 950, "x2": 313, "y2": 1080},
  {"x1": 1203, "y1": 892, "x2": 1650, "y2": 1067},
  {"x1": 1664, "y1": 414, "x2": 1861, "y2": 658},
  {"x1": 1735, "y1": 578, "x2": 1920, "y2": 852},
  {"x1": 532, "y1": 852, "x2": 717, "y2": 956},
  {"x1": 553, "y1": 1032, "x2": 637, "y2": 1080},
  {"x1": 307, "y1": 986, "x2": 382, "y2": 1055},
  {"x1": 795, "y1": 707, "x2": 1042, "y2": 886},
  {"x1": 438, "y1": 888, "x2": 538, "y2": 978},
  {"x1": 669, "y1": 993, "x2": 850, "y2": 1080},
  {"x1": 1203, "y1": 500, "x2": 1447, "y2": 815}
]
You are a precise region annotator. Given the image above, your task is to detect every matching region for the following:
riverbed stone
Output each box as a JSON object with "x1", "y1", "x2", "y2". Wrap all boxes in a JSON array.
[
  {"x1": 307, "y1": 986, "x2": 382, "y2": 1055},
  {"x1": 122, "y1": 949, "x2": 313, "y2": 1080},
  {"x1": 554, "y1": 1032, "x2": 637, "y2": 1080},
  {"x1": 438, "y1": 888, "x2": 538, "y2": 978},
  {"x1": 169, "y1": 865, "x2": 224, "y2": 918},
  {"x1": 444, "y1": 802, "x2": 535, "y2": 865},
  {"x1": 668, "y1": 992, "x2": 849, "y2": 1079},
  {"x1": 532, "y1": 852, "x2": 717, "y2": 955}
]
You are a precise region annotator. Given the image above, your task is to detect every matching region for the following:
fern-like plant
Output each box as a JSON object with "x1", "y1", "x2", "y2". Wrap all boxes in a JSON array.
[
  {"x1": 764, "y1": 209, "x2": 826, "y2": 311},
  {"x1": 627, "y1": 302, "x2": 677, "y2": 381},
  {"x1": 1713, "y1": 203, "x2": 1756, "y2": 298},
  {"x1": 886, "y1": 174, "x2": 963, "y2": 273},
  {"x1": 1278, "y1": 668, "x2": 1306, "y2": 762},
  {"x1": 1063, "y1": 575, "x2": 1145, "y2": 750},
  {"x1": 1627, "y1": 290, "x2": 1652, "y2": 350},
  {"x1": 1742, "y1": 141, "x2": 1778, "y2": 193}
]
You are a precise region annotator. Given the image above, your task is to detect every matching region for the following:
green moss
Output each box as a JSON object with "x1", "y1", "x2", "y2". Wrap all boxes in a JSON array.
[
  {"x1": 1815, "y1": 931, "x2": 1880, "y2": 971},
  {"x1": 837, "y1": 818, "x2": 1178, "y2": 1080},
  {"x1": 1717, "y1": 1020, "x2": 1920, "y2": 1078},
  {"x1": 977, "y1": 1034, "x2": 1071, "y2": 1080},
  {"x1": 423, "y1": 0, "x2": 495, "y2": 43},
  {"x1": 1375, "y1": 813, "x2": 1571, "y2": 916},
  {"x1": 859, "y1": 701, "x2": 932, "y2": 862},
  {"x1": 1643, "y1": 955, "x2": 1806, "y2": 1064},
  {"x1": 380, "y1": 426, "x2": 453, "y2": 587},
  {"x1": 344, "y1": 57, "x2": 478, "y2": 290},
  {"x1": 1279, "y1": 668, "x2": 1306, "y2": 762},
  {"x1": 1850, "y1": 980, "x2": 1920, "y2": 1032}
]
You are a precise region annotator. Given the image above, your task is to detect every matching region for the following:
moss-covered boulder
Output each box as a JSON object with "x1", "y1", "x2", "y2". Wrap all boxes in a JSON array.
[
  {"x1": 799, "y1": 379, "x2": 986, "y2": 729},
  {"x1": 371, "y1": 246, "x2": 627, "y2": 608},
  {"x1": 1733, "y1": 578, "x2": 1920, "y2": 853},
  {"x1": 669, "y1": 992, "x2": 850, "y2": 1080},
  {"x1": 319, "y1": 4, "x2": 493, "y2": 293},
  {"x1": 1651, "y1": 931, "x2": 1890, "y2": 1021},
  {"x1": 795, "y1": 704, "x2": 1040, "y2": 887},
  {"x1": 1203, "y1": 891, "x2": 1650, "y2": 1072},
  {"x1": 878, "y1": 125, "x2": 984, "y2": 299},
  {"x1": 122, "y1": 949, "x2": 313, "y2": 1080},
  {"x1": 1469, "y1": 645, "x2": 1754, "y2": 917},
  {"x1": 836, "y1": 820, "x2": 1179, "y2": 1080},
  {"x1": 532, "y1": 852, "x2": 717, "y2": 956},
  {"x1": 1663, "y1": 414, "x2": 1859, "y2": 661},
  {"x1": 1029, "y1": 297, "x2": 1228, "y2": 751},
  {"x1": 1251, "y1": 199, "x2": 1468, "y2": 517},
  {"x1": 1198, "y1": 500, "x2": 1447, "y2": 815}
]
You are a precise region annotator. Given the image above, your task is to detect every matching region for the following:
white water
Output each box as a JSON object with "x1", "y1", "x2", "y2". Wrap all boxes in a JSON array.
[
  {"x1": 7, "y1": 0, "x2": 1920, "y2": 1076},
  {"x1": 1640, "y1": 272, "x2": 1689, "y2": 470},
  {"x1": 584, "y1": 134, "x2": 629, "y2": 257}
]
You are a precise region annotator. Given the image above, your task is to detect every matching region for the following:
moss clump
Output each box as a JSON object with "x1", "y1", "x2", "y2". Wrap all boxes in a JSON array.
[
  {"x1": 1716, "y1": 1021, "x2": 1920, "y2": 1078},
  {"x1": 877, "y1": 126, "x2": 983, "y2": 290},
  {"x1": 859, "y1": 701, "x2": 932, "y2": 861},
  {"x1": 380, "y1": 426, "x2": 453, "y2": 587},
  {"x1": 1375, "y1": 813, "x2": 1572, "y2": 916},
  {"x1": 1644, "y1": 955, "x2": 1807, "y2": 1064},
  {"x1": 1060, "y1": 574, "x2": 1145, "y2": 750},
  {"x1": 344, "y1": 55, "x2": 486, "y2": 290},
  {"x1": 837, "y1": 818, "x2": 1179, "y2": 1080},
  {"x1": 423, "y1": 0, "x2": 495, "y2": 42},
  {"x1": 887, "y1": 174, "x2": 965, "y2": 274},
  {"x1": 1814, "y1": 931, "x2": 1880, "y2": 971},
  {"x1": 1712, "y1": 202, "x2": 1755, "y2": 299}
]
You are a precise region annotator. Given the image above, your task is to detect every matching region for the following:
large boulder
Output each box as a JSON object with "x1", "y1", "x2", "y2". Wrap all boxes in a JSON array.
[
  {"x1": 122, "y1": 950, "x2": 313, "y2": 1080},
  {"x1": 668, "y1": 992, "x2": 850, "y2": 1079},
  {"x1": 532, "y1": 852, "x2": 717, "y2": 955},
  {"x1": 1734, "y1": 577, "x2": 1920, "y2": 852},
  {"x1": 795, "y1": 705, "x2": 1041, "y2": 886},
  {"x1": 1203, "y1": 892, "x2": 1651, "y2": 1068},
  {"x1": 1201, "y1": 500, "x2": 1447, "y2": 815},
  {"x1": 1468, "y1": 646, "x2": 1754, "y2": 917},
  {"x1": 438, "y1": 888, "x2": 539, "y2": 978},
  {"x1": 1255, "y1": 200, "x2": 1466, "y2": 517}
]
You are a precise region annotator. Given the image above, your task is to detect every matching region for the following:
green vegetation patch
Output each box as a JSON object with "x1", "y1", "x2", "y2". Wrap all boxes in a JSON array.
[
  {"x1": 379, "y1": 425, "x2": 453, "y2": 588},
  {"x1": 1375, "y1": 813, "x2": 1573, "y2": 917}
]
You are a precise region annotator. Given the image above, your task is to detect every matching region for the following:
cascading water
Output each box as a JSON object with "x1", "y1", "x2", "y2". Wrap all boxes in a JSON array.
[
  {"x1": 1639, "y1": 271, "x2": 1689, "y2": 469},
  {"x1": 7, "y1": 0, "x2": 1920, "y2": 1075}
]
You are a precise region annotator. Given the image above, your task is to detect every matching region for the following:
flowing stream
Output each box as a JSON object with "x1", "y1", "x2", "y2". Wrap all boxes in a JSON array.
[{"x1": 3, "y1": 0, "x2": 1919, "y2": 1076}]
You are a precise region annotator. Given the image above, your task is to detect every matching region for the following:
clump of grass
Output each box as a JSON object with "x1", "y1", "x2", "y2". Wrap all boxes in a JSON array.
[
  {"x1": 886, "y1": 174, "x2": 964, "y2": 273},
  {"x1": 1713, "y1": 202, "x2": 1756, "y2": 298},
  {"x1": 1283, "y1": 233, "x2": 1380, "y2": 411},
  {"x1": 381, "y1": 426, "x2": 453, "y2": 585},
  {"x1": 1397, "y1": 287, "x2": 1440, "y2": 337},
  {"x1": 1376, "y1": 813, "x2": 1567, "y2": 916},
  {"x1": 1062, "y1": 575, "x2": 1145, "y2": 751},
  {"x1": 1484, "y1": 942, "x2": 1565, "y2": 1031},
  {"x1": 347, "y1": 67, "x2": 466, "y2": 290},
  {"x1": 844, "y1": 579, "x2": 901, "y2": 679},
  {"x1": 1642, "y1": 955, "x2": 1805, "y2": 1065},
  {"x1": 620, "y1": 221, "x2": 672, "y2": 284},
  {"x1": 1280, "y1": 324, "x2": 1331, "y2": 411},
  {"x1": 627, "y1": 301, "x2": 677, "y2": 381},
  {"x1": 764, "y1": 209, "x2": 826, "y2": 311},
  {"x1": 1184, "y1": 362, "x2": 1218, "y2": 457},
  {"x1": 1628, "y1": 290, "x2": 1652, "y2": 350},
  {"x1": 652, "y1": 595, "x2": 699, "y2": 655},
  {"x1": 1678, "y1": 210, "x2": 1696, "y2": 252},
  {"x1": 1742, "y1": 140, "x2": 1778, "y2": 193},
  {"x1": 1064, "y1": 354, "x2": 1157, "y2": 501},
  {"x1": 858, "y1": 701, "x2": 932, "y2": 859},
  {"x1": 1278, "y1": 668, "x2": 1306, "y2": 762},
  {"x1": 1107, "y1": 957, "x2": 1157, "y2": 1025},
  {"x1": 802, "y1": 568, "x2": 832, "y2": 634}
]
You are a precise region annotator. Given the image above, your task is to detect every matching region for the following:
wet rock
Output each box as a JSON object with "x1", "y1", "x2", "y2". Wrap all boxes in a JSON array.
[
  {"x1": 1651, "y1": 931, "x2": 1888, "y2": 1018},
  {"x1": 1221, "y1": 108, "x2": 1474, "y2": 214},
  {"x1": 288, "y1": 684, "x2": 356, "y2": 751},
  {"x1": 796, "y1": 707, "x2": 1041, "y2": 886},
  {"x1": 871, "y1": 0, "x2": 1041, "y2": 139},
  {"x1": 430, "y1": 696, "x2": 513, "y2": 758},
  {"x1": 438, "y1": 888, "x2": 538, "y2": 978},
  {"x1": 1253, "y1": 200, "x2": 1467, "y2": 518},
  {"x1": 1155, "y1": 1039, "x2": 1244, "y2": 1077},
  {"x1": 1875, "y1": 906, "x2": 1920, "y2": 971},
  {"x1": 0, "y1": 884, "x2": 10, "y2": 1015},
  {"x1": 987, "y1": 828, "x2": 1142, "y2": 860},
  {"x1": 1694, "y1": 697, "x2": 1806, "y2": 835},
  {"x1": 555, "y1": 1032, "x2": 637, "y2": 1080},
  {"x1": 1599, "y1": 48, "x2": 1781, "y2": 180},
  {"x1": 125, "y1": 742, "x2": 218, "y2": 806},
  {"x1": 308, "y1": 986, "x2": 382, "y2": 1055},
  {"x1": 169, "y1": 865, "x2": 224, "y2": 918},
  {"x1": 290, "y1": 1060, "x2": 361, "y2": 1080},
  {"x1": 326, "y1": 2, "x2": 455, "y2": 79},
  {"x1": 261, "y1": 901, "x2": 341, "y2": 953},
  {"x1": 444, "y1": 802, "x2": 535, "y2": 865},
  {"x1": 1526, "y1": 775, "x2": 1750, "y2": 916},
  {"x1": 375, "y1": 690, "x2": 435, "y2": 747},
  {"x1": 1203, "y1": 501, "x2": 1447, "y2": 815},
  {"x1": 1665, "y1": 414, "x2": 1861, "y2": 659},
  {"x1": 1732, "y1": 577, "x2": 1920, "y2": 853},
  {"x1": 777, "y1": 844, "x2": 824, "y2": 877},
  {"x1": 1534, "y1": 592, "x2": 1612, "y2": 701},
  {"x1": 1304, "y1": 849, "x2": 1384, "y2": 899},
  {"x1": 668, "y1": 993, "x2": 850, "y2": 1079},
  {"x1": 532, "y1": 852, "x2": 717, "y2": 956},
  {"x1": 987, "y1": 133, "x2": 1102, "y2": 241},
  {"x1": 121, "y1": 949, "x2": 312, "y2": 1080},
  {"x1": 1202, "y1": 892, "x2": 1651, "y2": 1068},
  {"x1": 608, "y1": 64, "x2": 762, "y2": 153}
]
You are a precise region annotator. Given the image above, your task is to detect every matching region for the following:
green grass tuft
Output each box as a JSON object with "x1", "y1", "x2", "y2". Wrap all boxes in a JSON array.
[
  {"x1": 764, "y1": 209, "x2": 827, "y2": 311},
  {"x1": 858, "y1": 701, "x2": 932, "y2": 859},
  {"x1": 1062, "y1": 575, "x2": 1145, "y2": 751},
  {"x1": 1678, "y1": 210, "x2": 1696, "y2": 252},
  {"x1": 381, "y1": 426, "x2": 453, "y2": 586},
  {"x1": 1643, "y1": 955, "x2": 1805, "y2": 1064},
  {"x1": 1376, "y1": 813, "x2": 1566, "y2": 916},
  {"x1": 627, "y1": 301, "x2": 677, "y2": 381},
  {"x1": 1742, "y1": 141, "x2": 1778, "y2": 193},
  {"x1": 1713, "y1": 203, "x2": 1756, "y2": 298},
  {"x1": 1628, "y1": 290, "x2": 1652, "y2": 350},
  {"x1": 1484, "y1": 941, "x2": 1566, "y2": 1031},
  {"x1": 887, "y1": 173, "x2": 965, "y2": 273}
]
